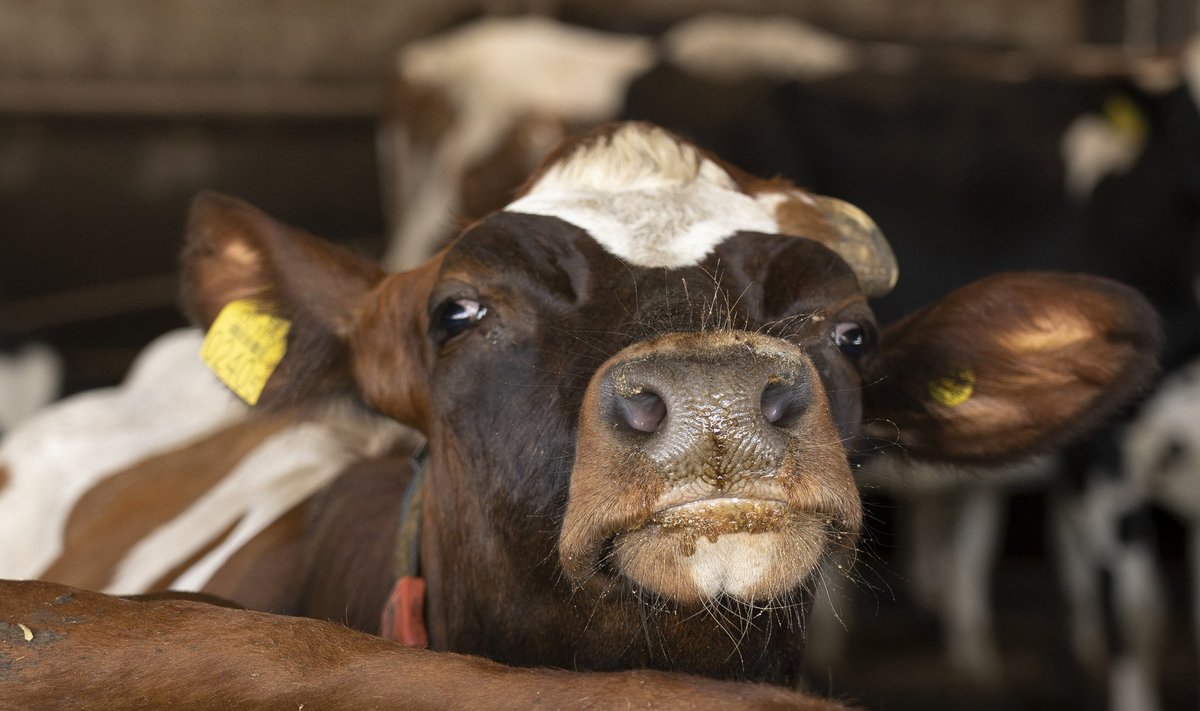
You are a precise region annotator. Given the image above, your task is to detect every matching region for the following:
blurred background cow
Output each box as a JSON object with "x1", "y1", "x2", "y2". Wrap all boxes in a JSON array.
[{"x1": 2, "y1": 1, "x2": 1200, "y2": 709}]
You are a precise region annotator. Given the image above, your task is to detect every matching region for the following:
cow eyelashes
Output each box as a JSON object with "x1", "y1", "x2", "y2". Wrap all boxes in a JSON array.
[
  {"x1": 832, "y1": 322, "x2": 870, "y2": 357},
  {"x1": 435, "y1": 298, "x2": 488, "y2": 344}
]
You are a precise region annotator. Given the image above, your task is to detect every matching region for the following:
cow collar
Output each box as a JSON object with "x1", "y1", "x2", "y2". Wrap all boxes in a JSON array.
[{"x1": 380, "y1": 442, "x2": 429, "y2": 647}]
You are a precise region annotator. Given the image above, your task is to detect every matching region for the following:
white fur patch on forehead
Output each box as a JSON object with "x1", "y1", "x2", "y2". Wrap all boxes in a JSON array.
[{"x1": 504, "y1": 124, "x2": 780, "y2": 268}]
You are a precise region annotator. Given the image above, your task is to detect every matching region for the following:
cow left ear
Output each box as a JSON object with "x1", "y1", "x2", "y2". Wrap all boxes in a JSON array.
[
  {"x1": 181, "y1": 192, "x2": 386, "y2": 407},
  {"x1": 861, "y1": 272, "x2": 1162, "y2": 462}
]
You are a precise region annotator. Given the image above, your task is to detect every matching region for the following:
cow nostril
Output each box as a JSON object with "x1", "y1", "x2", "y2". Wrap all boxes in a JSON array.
[
  {"x1": 615, "y1": 390, "x2": 667, "y2": 433},
  {"x1": 762, "y1": 383, "x2": 804, "y2": 426}
]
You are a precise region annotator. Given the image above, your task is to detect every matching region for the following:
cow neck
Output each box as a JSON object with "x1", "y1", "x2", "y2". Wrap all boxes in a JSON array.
[{"x1": 379, "y1": 442, "x2": 428, "y2": 647}]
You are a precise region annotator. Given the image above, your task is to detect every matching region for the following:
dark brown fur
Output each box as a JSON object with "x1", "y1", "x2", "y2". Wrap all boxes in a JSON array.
[
  {"x1": 297, "y1": 454, "x2": 413, "y2": 632},
  {"x1": 200, "y1": 501, "x2": 310, "y2": 613}
]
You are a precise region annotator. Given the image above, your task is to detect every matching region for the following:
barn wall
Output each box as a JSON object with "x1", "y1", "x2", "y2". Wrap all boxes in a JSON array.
[
  {"x1": 0, "y1": 1, "x2": 1192, "y2": 379},
  {"x1": 0, "y1": 0, "x2": 1148, "y2": 98}
]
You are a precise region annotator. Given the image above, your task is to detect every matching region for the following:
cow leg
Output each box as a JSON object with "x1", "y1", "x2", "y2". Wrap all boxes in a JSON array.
[
  {"x1": 1050, "y1": 486, "x2": 1108, "y2": 673},
  {"x1": 944, "y1": 486, "x2": 1006, "y2": 682},
  {"x1": 1106, "y1": 505, "x2": 1163, "y2": 711},
  {"x1": 1191, "y1": 523, "x2": 1200, "y2": 693},
  {"x1": 1052, "y1": 471, "x2": 1164, "y2": 711},
  {"x1": 900, "y1": 483, "x2": 1005, "y2": 682},
  {"x1": 904, "y1": 491, "x2": 953, "y2": 613}
]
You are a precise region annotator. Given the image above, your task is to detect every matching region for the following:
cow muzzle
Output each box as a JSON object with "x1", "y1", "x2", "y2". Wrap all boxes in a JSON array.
[{"x1": 559, "y1": 331, "x2": 862, "y2": 605}]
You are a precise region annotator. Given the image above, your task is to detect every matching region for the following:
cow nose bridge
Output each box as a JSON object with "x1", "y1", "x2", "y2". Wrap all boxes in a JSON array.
[{"x1": 597, "y1": 333, "x2": 814, "y2": 475}]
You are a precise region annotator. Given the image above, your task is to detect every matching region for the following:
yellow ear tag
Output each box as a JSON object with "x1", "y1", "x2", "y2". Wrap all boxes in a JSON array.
[
  {"x1": 200, "y1": 299, "x2": 291, "y2": 406},
  {"x1": 929, "y1": 368, "x2": 976, "y2": 408},
  {"x1": 1104, "y1": 94, "x2": 1147, "y2": 145}
]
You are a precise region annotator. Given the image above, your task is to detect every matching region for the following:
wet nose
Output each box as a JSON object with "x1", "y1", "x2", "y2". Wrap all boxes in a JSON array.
[{"x1": 598, "y1": 332, "x2": 814, "y2": 472}]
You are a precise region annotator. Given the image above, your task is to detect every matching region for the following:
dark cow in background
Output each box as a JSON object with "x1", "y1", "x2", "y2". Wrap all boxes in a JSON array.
[
  {"x1": 0, "y1": 122, "x2": 1162, "y2": 707},
  {"x1": 376, "y1": 16, "x2": 1200, "y2": 707}
]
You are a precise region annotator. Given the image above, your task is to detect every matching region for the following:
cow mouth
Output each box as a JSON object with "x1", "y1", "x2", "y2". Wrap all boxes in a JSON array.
[
  {"x1": 648, "y1": 497, "x2": 793, "y2": 545},
  {"x1": 598, "y1": 489, "x2": 849, "y2": 605}
]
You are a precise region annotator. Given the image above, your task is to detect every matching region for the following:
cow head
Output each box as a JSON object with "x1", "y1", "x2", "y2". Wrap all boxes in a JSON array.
[{"x1": 180, "y1": 122, "x2": 1160, "y2": 680}]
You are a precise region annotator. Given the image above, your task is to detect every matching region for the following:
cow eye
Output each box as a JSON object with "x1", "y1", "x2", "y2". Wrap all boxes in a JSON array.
[
  {"x1": 832, "y1": 322, "x2": 869, "y2": 357},
  {"x1": 436, "y1": 298, "x2": 488, "y2": 342}
]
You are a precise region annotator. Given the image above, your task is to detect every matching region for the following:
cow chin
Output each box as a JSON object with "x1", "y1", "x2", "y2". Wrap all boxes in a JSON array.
[
  {"x1": 559, "y1": 477, "x2": 861, "y2": 607},
  {"x1": 610, "y1": 502, "x2": 840, "y2": 604}
]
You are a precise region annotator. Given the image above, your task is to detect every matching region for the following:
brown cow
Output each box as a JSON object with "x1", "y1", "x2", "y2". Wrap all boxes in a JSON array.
[
  {"x1": 0, "y1": 579, "x2": 845, "y2": 710},
  {"x1": 0, "y1": 122, "x2": 1161, "y2": 705}
]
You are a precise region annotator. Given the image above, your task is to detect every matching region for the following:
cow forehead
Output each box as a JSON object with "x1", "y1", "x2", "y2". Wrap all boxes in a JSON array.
[
  {"x1": 503, "y1": 124, "x2": 788, "y2": 269},
  {"x1": 447, "y1": 213, "x2": 864, "y2": 326}
]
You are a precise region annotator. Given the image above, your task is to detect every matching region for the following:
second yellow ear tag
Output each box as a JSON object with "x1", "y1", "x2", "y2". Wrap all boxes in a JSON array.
[
  {"x1": 928, "y1": 368, "x2": 976, "y2": 408},
  {"x1": 1103, "y1": 94, "x2": 1147, "y2": 145},
  {"x1": 200, "y1": 299, "x2": 291, "y2": 406}
]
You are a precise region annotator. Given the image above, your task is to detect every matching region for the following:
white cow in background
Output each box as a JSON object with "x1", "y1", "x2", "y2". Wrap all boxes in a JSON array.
[{"x1": 0, "y1": 339, "x2": 62, "y2": 433}]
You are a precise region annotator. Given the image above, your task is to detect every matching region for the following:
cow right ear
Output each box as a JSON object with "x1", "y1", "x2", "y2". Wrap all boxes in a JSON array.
[
  {"x1": 180, "y1": 192, "x2": 386, "y2": 408},
  {"x1": 860, "y1": 272, "x2": 1162, "y2": 462}
]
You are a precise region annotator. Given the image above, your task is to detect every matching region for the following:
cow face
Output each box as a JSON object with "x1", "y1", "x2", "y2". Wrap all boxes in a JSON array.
[
  {"x1": 181, "y1": 123, "x2": 1161, "y2": 673},
  {"x1": 393, "y1": 207, "x2": 873, "y2": 608}
]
